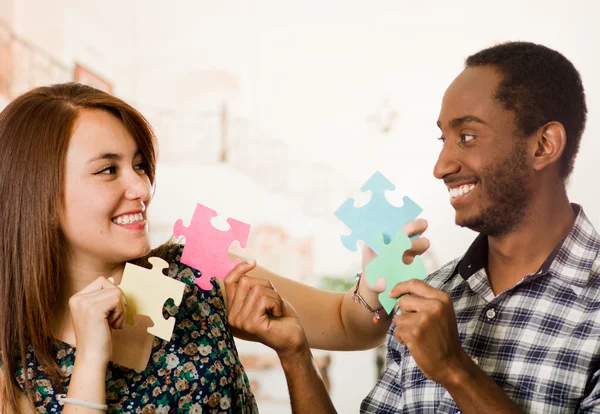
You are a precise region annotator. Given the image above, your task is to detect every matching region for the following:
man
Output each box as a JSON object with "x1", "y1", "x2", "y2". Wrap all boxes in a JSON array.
[
  {"x1": 228, "y1": 41, "x2": 599, "y2": 413},
  {"x1": 359, "y1": 41, "x2": 597, "y2": 413}
]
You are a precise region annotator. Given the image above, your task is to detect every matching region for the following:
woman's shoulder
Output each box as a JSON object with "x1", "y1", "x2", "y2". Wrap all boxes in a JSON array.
[{"x1": 143, "y1": 242, "x2": 224, "y2": 308}]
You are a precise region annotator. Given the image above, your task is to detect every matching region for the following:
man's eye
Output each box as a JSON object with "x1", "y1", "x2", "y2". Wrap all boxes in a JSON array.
[
  {"x1": 437, "y1": 136, "x2": 446, "y2": 145},
  {"x1": 461, "y1": 134, "x2": 476, "y2": 143},
  {"x1": 95, "y1": 165, "x2": 117, "y2": 175}
]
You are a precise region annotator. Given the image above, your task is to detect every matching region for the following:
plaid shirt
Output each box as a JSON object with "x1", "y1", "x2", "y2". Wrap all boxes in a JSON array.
[{"x1": 361, "y1": 204, "x2": 600, "y2": 413}]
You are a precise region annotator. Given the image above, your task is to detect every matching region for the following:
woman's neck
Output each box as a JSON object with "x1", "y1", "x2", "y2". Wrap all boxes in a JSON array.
[
  {"x1": 62, "y1": 261, "x2": 126, "y2": 297},
  {"x1": 52, "y1": 259, "x2": 126, "y2": 343}
]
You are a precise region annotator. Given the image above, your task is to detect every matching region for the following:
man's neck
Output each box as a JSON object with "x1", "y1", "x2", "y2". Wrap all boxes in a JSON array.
[{"x1": 486, "y1": 186, "x2": 575, "y2": 295}]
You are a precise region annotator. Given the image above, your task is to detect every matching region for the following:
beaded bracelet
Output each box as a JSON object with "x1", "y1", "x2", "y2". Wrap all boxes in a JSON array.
[
  {"x1": 57, "y1": 394, "x2": 108, "y2": 411},
  {"x1": 352, "y1": 273, "x2": 384, "y2": 324}
]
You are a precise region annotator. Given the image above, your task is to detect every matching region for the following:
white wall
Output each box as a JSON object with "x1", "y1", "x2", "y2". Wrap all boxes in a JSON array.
[
  {"x1": 8, "y1": 0, "x2": 137, "y2": 99},
  {"x1": 133, "y1": 3, "x2": 600, "y2": 412},
  {"x1": 133, "y1": 0, "x2": 600, "y2": 272},
  {"x1": 8, "y1": 0, "x2": 599, "y2": 271},
  {"x1": 0, "y1": 0, "x2": 13, "y2": 23}
]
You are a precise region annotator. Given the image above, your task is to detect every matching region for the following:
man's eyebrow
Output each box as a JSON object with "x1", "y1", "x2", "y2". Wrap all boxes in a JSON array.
[{"x1": 437, "y1": 116, "x2": 488, "y2": 129}]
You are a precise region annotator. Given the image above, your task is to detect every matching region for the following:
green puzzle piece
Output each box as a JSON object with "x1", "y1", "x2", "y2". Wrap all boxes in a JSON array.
[{"x1": 365, "y1": 230, "x2": 428, "y2": 314}]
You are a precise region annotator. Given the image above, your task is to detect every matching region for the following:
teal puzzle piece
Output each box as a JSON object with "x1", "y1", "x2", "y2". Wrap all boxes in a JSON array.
[
  {"x1": 334, "y1": 171, "x2": 422, "y2": 253},
  {"x1": 365, "y1": 230, "x2": 428, "y2": 314}
]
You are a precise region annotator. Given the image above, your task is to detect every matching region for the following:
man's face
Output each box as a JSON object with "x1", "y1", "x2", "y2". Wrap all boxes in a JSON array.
[{"x1": 434, "y1": 65, "x2": 534, "y2": 237}]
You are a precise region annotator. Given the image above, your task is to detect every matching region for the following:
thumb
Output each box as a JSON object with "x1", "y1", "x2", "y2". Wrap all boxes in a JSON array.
[
  {"x1": 280, "y1": 299, "x2": 298, "y2": 319},
  {"x1": 372, "y1": 277, "x2": 386, "y2": 293},
  {"x1": 224, "y1": 259, "x2": 257, "y2": 304},
  {"x1": 361, "y1": 244, "x2": 378, "y2": 268}
]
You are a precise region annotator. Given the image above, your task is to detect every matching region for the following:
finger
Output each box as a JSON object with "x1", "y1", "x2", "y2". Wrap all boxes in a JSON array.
[
  {"x1": 371, "y1": 277, "x2": 386, "y2": 293},
  {"x1": 244, "y1": 296, "x2": 283, "y2": 337},
  {"x1": 402, "y1": 218, "x2": 428, "y2": 238},
  {"x1": 250, "y1": 286, "x2": 283, "y2": 318},
  {"x1": 224, "y1": 260, "x2": 257, "y2": 303},
  {"x1": 361, "y1": 244, "x2": 378, "y2": 268},
  {"x1": 393, "y1": 324, "x2": 406, "y2": 345},
  {"x1": 107, "y1": 276, "x2": 128, "y2": 307},
  {"x1": 279, "y1": 298, "x2": 297, "y2": 319},
  {"x1": 389, "y1": 279, "x2": 440, "y2": 300},
  {"x1": 76, "y1": 276, "x2": 114, "y2": 295},
  {"x1": 235, "y1": 284, "x2": 282, "y2": 324},
  {"x1": 396, "y1": 294, "x2": 436, "y2": 313},
  {"x1": 107, "y1": 298, "x2": 127, "y2": 329},
  {"x1": 239, "y1": 289, "x2": 283, "y2": 332},
  {"x1": 83, "y1": 288, "x2": 127, "y2": 323},
  {"x1": 111, "y1": 312, "x2": 126, "y2": 330},
  {"x1": 227, "y1": 276, "x2": 274, "y2": 323},
  {"x1": 75, "y1": 284, "x2": 121, "y2": 306},
  {"x1": 393, "y1": 316, "x2": 417, "y2": 346},
  {"x1": 402, "y1": 237, "x2": 431, "y2": 264}
]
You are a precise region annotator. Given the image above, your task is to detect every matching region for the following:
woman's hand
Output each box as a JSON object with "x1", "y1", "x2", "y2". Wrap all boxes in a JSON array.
[
  {"x1": 68, "y1": 277, "x2": 127, "y2": 366},
  {"x1": 224, "y1": 261, "x2": 309, "y2": 358}
]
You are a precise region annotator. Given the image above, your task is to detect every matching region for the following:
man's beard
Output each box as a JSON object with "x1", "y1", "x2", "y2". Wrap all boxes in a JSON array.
[{"x1": 459, "y1": 140, "x2": 532, "y2": 237}]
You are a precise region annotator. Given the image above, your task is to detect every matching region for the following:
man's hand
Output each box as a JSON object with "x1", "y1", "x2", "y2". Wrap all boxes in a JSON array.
[
  {"x1": 224, "y1": 261, "x2": 309, "y2": 358},
  {"x1": 389, "y1": 279, "x2": 468, "y2": 386},
  {"x1": 225, "y1": 261, "x2": 337, "y2": 413},
  {"x1": 360, "y1": 218, "x2": 431, "y2": 306}
]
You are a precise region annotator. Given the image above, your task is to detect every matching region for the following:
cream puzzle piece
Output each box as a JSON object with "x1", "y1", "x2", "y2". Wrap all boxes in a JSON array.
[{"x1": 119, "y1": 257, "x2": 186, "y2": 342}]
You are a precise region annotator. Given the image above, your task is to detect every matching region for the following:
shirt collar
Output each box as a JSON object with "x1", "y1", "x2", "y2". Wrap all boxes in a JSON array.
[
  {"x1": 548, "y1": 204, "x2": 600, "y2": 287},
  {"x1": 452, "y1": 204, "x2": 599, "y2": 287},
  {"x1": 456, "y1": 233, "x2": 488, "y2": 280}
]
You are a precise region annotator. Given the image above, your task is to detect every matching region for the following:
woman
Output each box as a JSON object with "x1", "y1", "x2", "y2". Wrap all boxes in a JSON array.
[{"x1": 0, "y1": 83, "x2": 429, "y2": 413}]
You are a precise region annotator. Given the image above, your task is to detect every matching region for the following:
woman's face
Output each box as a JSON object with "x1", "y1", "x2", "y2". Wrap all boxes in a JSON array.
[{"x1": 60, "y1": 109, "x2": 152, "y2": 269}]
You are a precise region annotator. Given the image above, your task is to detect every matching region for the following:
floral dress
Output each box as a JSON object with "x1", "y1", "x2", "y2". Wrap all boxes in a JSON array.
[{"x1": 15, "y1": 246, "x2": 259, "y2": 413}]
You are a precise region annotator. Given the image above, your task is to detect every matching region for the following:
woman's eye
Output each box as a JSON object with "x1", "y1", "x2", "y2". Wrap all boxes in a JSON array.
[
  {"x1": 95, "y1": 165, "x2": 117, "y2": 175},
  {"x1": 134, "y1": 162, "x2": 148, "y2": 173},
  {"x1": 461, "y1": 134, "x2": 476, "y2": 143},
  {"x1": 437, "y1": 136, "x2": 446, "y2": 145}
]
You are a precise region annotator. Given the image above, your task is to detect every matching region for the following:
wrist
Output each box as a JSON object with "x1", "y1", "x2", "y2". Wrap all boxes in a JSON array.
[
  {"x1": 353, "y1": 273, "x2": 387, "y2": 324},
  {"x1": 277, "y1": 341, "x2": 312, "y2": 368},
  {"x1": 355, "y1": 272, "x2": 377, "y2": 300},
  {"x1": 68, "y1": 356, "x2": 108, "y2": 409},
  {"x1": 439, "y1": 350, "x2": 477, "y2": 390},
  {"x1": 74, "y1": 353, "x2": 109, "y2": 371}
]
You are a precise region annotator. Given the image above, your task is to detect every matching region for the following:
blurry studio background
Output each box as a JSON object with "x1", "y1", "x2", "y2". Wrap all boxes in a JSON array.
[{"x1": 1, "y1": 1, "x2": 598, "y2": 412}]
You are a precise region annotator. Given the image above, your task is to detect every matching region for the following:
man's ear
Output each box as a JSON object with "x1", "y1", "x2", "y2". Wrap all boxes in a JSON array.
[{"x1": 532, "y1": 122, "x2": 566, "y2": 172}]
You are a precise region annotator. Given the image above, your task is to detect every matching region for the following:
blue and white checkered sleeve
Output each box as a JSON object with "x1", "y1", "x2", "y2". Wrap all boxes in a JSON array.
[{"x1": 577, "y1": 365, "x2": 600, "y2": 412}]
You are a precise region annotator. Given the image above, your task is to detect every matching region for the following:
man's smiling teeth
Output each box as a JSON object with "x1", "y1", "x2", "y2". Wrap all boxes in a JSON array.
[
  {"x1": 112, "y1": 213, "x2": 144, "y2": 224},
  {"x1": 449, "y1": 184, "x2": 476, "y2": 199}
]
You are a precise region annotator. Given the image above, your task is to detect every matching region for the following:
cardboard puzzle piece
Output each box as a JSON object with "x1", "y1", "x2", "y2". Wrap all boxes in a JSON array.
[
  {"x1": 119, "y1": 257, "x2": 185, "y2": 341},
  {"x1": 334, "y1": 171, "x2": 422, "y2": 253},
  {"x1": 110, "y1": 315, "x2": 155, "y2": 372},
  {"x1": 173, "y1": 203, "x2": 251, "y2": 290},
  {"x1": 365, "y1": 231, "x2": 428, "y2": 314}
]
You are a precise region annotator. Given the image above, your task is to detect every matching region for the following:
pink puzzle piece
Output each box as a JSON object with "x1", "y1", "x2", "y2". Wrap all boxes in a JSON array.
[{"x1": 173, "y1": 203, "x2": 251, "y2": 290}]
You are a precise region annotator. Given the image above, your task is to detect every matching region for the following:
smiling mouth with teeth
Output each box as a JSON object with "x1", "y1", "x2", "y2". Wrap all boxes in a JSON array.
[
  {"x1": 112, "y1": 212, "x2": 145, "y2": 225},
  {"x1": 449, "y1": 183, "x2": 476, "y2": 199}
]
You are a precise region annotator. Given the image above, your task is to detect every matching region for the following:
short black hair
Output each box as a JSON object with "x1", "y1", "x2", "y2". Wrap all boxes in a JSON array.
[{"x1": 466, "y1": 41, "x2": 587, "y2": 178}]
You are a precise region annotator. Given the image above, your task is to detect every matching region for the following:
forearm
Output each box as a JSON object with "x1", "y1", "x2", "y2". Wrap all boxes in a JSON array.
[
  {"x1": 62, "y1": 358, "x2": 107, "y2": 413},
  {"x1": 248, "y1": 265, "x2": 389, "y2": 350},
  {"x1": 443, "y1": 352, "x2": 525, "y2": 414},
  {"x1": 279, "y1": 348, "x2": 337, "y2": 414}
]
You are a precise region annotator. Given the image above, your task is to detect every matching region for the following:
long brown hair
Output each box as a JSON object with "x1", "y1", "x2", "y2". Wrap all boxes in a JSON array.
[{"x1": 0, "y1": 83, "x2": 167, "y2": 412}]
